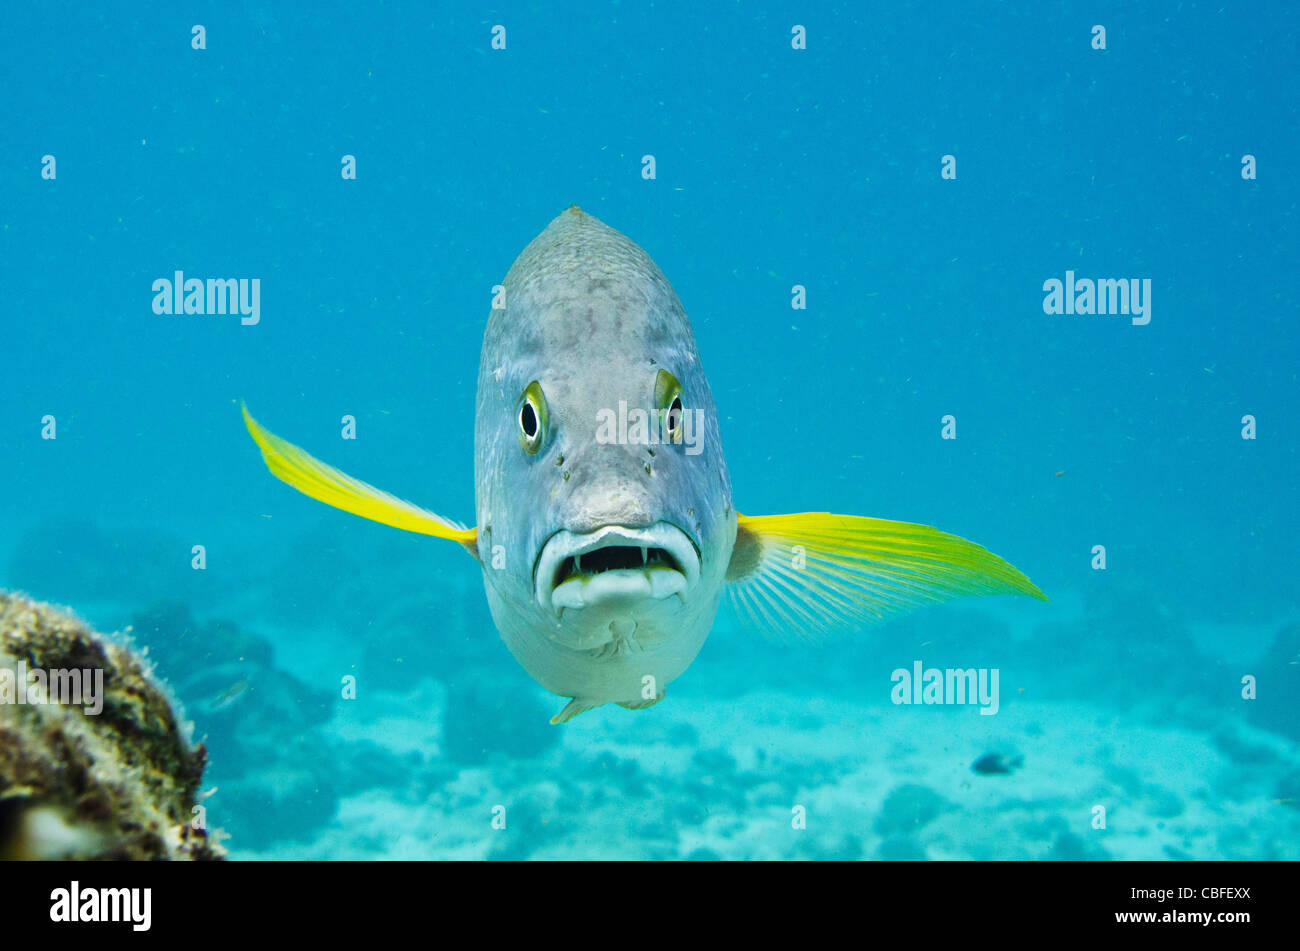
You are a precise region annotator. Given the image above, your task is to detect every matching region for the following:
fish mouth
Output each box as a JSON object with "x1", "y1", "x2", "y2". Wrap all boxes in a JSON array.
[{"x1": 534, "y1": 522, "x2": 701, "y2": 616}]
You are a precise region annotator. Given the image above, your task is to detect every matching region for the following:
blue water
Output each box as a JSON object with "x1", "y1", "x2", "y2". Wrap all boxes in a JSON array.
[{"x1": 1, "y1": 2, "x2": 1296, "y2": 859}]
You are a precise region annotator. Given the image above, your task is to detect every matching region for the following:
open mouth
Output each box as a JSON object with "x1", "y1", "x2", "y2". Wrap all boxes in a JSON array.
[
  {"x1": 553, "y1": 544, "x2": 684, "y2": 586},
  {"x1": 534, "y1": 522, "x2": 701, "y2": 615}
]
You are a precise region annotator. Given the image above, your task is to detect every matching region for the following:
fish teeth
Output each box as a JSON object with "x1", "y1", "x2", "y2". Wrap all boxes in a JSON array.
[{"x1": 534, "y1": 522, "x2": 702, "y2": 611}]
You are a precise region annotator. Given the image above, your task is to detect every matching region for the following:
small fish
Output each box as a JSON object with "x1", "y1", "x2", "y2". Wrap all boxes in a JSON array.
[
  {"x1": 243, "y1": 207, "x2": 1047, "y2": 723},
  {"x1": 971, "y1": 752, "x2": 1024, "y2": 775},
  {"x1": 211, "y1": 679, "x2": 251, "y2": 711}
]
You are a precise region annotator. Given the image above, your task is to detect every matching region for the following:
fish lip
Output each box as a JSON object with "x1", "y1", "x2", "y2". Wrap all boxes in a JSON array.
[{"x1": 533, "y1": 522, "x2": 702, "y2": 614}]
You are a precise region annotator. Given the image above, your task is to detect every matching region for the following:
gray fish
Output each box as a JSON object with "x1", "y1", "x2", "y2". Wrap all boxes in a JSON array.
[
  {"x1": 972, "y1": 752, "x2": 1024, "y2": 775},
  {"x1": 243, "y1": 206, "x2": 1046, "y2": 723}
]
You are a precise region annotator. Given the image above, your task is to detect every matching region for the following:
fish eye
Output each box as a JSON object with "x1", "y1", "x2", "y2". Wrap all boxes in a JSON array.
[
  {"x1": 654, "y1": 369, "x2": 685, "y2": 443},
  {"x1": 517, "y1": 380, "x2": 548, "y2": 454},
  {"x1": 520, "y1": 403, "x2": 538, "y2": 437},
  {"x1": 667, "y1": 395, "x2": 683, "y2": 435}
]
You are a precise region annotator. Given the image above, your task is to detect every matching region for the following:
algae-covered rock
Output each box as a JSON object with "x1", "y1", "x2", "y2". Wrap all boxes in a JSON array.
[{"x1": 0, "y1": 592, "x2": 222, "y2": 860}]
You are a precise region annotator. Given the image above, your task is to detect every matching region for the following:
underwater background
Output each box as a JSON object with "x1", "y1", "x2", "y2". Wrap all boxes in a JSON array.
[{"x1": 1, "y1": 1, "x2": 1296, "y2": 859}]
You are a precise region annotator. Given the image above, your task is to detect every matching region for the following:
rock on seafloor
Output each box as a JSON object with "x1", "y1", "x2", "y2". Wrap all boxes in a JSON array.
[{"x1": 0, "y1": 591, "x2": 222, "y2": 860}]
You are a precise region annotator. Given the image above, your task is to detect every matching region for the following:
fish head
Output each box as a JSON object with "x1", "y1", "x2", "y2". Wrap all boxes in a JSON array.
[{"x1": 474, "y1": 208, "x2": 735, "y2": 691}]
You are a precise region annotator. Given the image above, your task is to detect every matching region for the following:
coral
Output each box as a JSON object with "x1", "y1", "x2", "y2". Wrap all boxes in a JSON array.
[
  {"x1": 128, "y1": 601, "x2": 353, "y2": 846},
  {"x1": 129, "y1": 601, "x2": 333, "y2": 773},
  {"x1": 442, "y1": 667, "x2": 559, "y2": 764},
  {"x1": 874, "y1": 783, "x2": 954, "y2": 837},
  {"x1": 1249, "y1": 622, "x2": 1300, "y2": 742},
  {"x1": 0, "y1": 592, "x2": 222, "y2": 860},
  {"x1": 358, "y1": 571, "x2": 502, "y2": 691}
]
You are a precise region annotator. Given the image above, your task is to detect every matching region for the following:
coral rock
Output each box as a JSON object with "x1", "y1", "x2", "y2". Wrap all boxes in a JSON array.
[{"x1": 0, "y1": 592, "x2": 222, "y2": 860}]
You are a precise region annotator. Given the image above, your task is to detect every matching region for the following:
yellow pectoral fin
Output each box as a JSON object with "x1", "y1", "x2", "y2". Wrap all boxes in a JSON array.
[
  {"x1": 726, "y1": 511, "x2": 1046, "y2": 640},
  {"x1": 241, "y1": 403, "x2": 478, "y2": 557}
]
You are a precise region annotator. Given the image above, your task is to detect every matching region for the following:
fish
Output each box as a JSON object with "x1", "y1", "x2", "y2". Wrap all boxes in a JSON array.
[
  {"x1": 210, "y1": 678, "x2": 252, "y2": 711},
  {"x1": 971, "y1": 752, "x2": 1024, "y2": 775},
  {"x1": 242, "y1": 206, "x2": 1046, "y2": 724}
]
